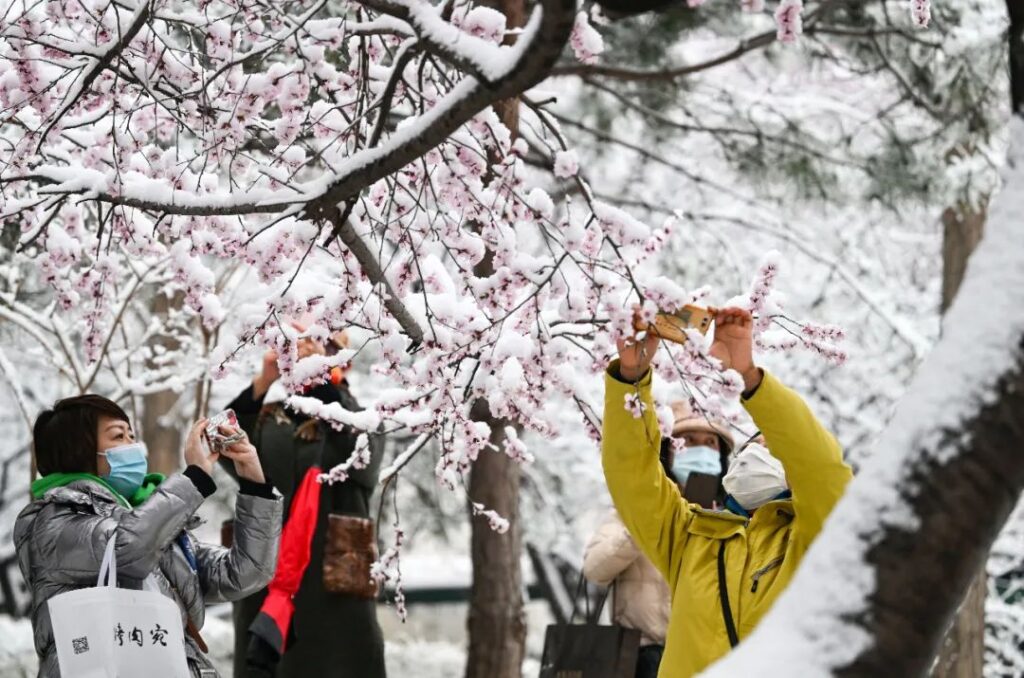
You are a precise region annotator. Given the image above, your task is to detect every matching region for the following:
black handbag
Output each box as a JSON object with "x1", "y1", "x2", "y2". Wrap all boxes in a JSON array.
[{"x1": 538, "y1": 579, "x2": 642, "y2": 678}]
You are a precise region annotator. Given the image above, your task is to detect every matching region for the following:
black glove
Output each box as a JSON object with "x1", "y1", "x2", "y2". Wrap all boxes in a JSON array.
[{"x1": 245, "y1": 633, "x2": 280, "y2": 678}]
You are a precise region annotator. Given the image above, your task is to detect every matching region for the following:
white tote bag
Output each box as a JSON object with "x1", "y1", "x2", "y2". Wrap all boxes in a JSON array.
[{"x1": 48, "y1": 533, "x2": 191, "y2": 678}]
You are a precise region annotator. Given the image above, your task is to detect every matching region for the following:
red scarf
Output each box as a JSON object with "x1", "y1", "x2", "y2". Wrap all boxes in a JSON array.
[{"x1": 249, "y1": 466, "x2": 322, "y2": 654}]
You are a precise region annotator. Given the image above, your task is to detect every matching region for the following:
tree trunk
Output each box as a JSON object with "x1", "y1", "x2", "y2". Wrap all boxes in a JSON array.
[
  {"x1": 939, "y1": 207, "x2": 986, "y2": 315},
  {"x1": 141, "y1": 389, "x2": 184, "y2": 475},
  {"x1": 595, "y1": 0, "x2": 682, "y2": 18},
  {"x1": 1009, "y1": 0, "x2": 1023, "y2": 115},
  {"x1": 464, "y1": 3, "x2": 528, "y2": 677},
  {"x1": 930, "y1": 1, "x2": 1023, "y2": 660},
  {"x1": 928, "y1": 204, "x2": 988, "y2": 678},
  {"x1": 929, "y1": 574, "x2": 986, "y2": 678},
  {"x1": 140, "y1": 293, "x2": 185, "y2": 475},
  {"x1": 466, "y1": 401, "x2": 528, "y2": 678}
]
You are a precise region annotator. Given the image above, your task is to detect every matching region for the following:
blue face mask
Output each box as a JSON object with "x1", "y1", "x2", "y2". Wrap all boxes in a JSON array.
[
  {"x1": 100, "y1": 442, "x2": 149, "y2": 498},
  {"x1": 671, "y1": 445, "x2": 722, "y2": 484}
]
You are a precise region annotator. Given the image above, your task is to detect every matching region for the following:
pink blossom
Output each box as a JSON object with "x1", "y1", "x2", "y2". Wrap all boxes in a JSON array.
[
  {"x1": 0, "y1": 0, "x2": 854, "y2": 598},
  {"x1": 371, "y1": 523, "x2": 407, "y2": 622},
  {"x1": 472, "y1": 502, "x2": 511, "y2": 534},
  {"x1": 458, "y1": 7, "x2": 507, "y2": 44},
  {"x1": 502, "y1": 427, "x2": 534, "y2": 463},
  {"x1": 775, "y1": 0, "x2": 804, "y2": 43},
  {"x1": 554, "y1": 149, "x2": 580, "y2": 178},
  {"x1": 570, "y1": 11, "x2": 604, "y2": 65},
  {"x1": 910, "y1": 0, "x2": 931, "y2": 28},
  {"x1": 624, "y1": 393, "x2": 647, "y2": 418}
]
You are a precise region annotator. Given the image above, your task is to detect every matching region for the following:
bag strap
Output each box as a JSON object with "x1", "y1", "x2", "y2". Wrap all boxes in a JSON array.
[
  {"x1": 568, "y1": 573, "x2": 586, "y2": 624},
  {"x1": 97, "y1": 532, "x2": 118, "y2": 588},
  {"x1": 568, "y1": 572, "x2": 613, "y2": 625},
  {"x1": 717, "y1": 541, "x2": 740, "y2": 648},
  {"x1": 592, "y1": 581, "x2": 612, "y2": 624}
]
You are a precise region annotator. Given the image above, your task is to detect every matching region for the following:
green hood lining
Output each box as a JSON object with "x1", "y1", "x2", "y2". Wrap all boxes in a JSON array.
[{"x1": 31, "y1": 472, "x2": 166, "y2": 507}]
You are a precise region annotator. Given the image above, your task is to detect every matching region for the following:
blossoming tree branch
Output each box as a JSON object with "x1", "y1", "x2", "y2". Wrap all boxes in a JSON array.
[{"x1": 0, "y1": 0, "x2": 931, "y2": 600}]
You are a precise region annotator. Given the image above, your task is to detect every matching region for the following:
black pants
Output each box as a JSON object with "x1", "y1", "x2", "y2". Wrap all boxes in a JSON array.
[{"x1": 635, "y1": 644, "x2": 664, "y2": 678}]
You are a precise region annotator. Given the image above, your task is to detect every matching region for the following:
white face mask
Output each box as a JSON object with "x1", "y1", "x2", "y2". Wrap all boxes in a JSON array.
[{"x1": 722, "y1": 443, "x2": 788, "y2": 511}]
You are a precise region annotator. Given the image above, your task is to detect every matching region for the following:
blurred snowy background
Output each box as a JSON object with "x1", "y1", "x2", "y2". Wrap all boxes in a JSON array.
[{"x1": 2, "y1": 1, "x2": 1022, "y2": 676}]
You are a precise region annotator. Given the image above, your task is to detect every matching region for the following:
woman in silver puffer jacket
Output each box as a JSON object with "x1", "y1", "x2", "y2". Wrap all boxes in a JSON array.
[{"x1": 13, "y1": 394, "x2": 283, "y2": 678}]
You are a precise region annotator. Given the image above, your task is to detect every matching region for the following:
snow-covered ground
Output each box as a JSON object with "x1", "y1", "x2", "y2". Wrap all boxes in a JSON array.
[
  {"x1": 0, "y1": 546, "x2": 553, "y2": 677},
  {"x1": 0, "y1": 604, "x2": 548, "y2": 678}
]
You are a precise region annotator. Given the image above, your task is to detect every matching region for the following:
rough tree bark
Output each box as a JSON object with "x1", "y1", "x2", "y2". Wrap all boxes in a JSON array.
[
  {"x1": 928, "y1": 207, "x2": 988, "y2": 678},
  {"x1": 466, "y1": 402, "x2": 528, "y2": 678},
  {"x1": 464, "y1": 2, "x2": 528, "y2": 677},
  {"x1": 838, "y1": 354, "x2": 1024, "y2": 676},
  {"x1": 931, "y1": 10, "x2": 1023, "y2": 676}
]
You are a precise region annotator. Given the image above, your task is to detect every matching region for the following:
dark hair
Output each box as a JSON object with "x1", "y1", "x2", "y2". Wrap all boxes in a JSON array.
[
  {"x1": 660, "y1": 437, "x2": 730, "y2": 505},
  {"x1": 33, "y1": 395, "x2": 130, "y2": 476},
  {"x1": 659, "y1": 439, "x2": 679, "y2": 484}
]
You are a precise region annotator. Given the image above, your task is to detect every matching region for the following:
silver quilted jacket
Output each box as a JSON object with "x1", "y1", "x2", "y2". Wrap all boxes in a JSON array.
[{"x1": 13, "y1": 474, "x2": 282, "y2": 678}]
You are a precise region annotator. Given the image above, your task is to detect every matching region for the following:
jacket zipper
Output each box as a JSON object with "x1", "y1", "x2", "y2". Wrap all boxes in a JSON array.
[{"x1": 750, "y1": 556, "x2": 785, "y2": 593}]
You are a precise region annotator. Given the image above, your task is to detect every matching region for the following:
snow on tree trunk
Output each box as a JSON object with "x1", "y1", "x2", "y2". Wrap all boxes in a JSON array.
[
  {"x1": 929, "y1": 133, "x2": 992, "y2": 678},
  {"x1": 701, "y1": 117, "x2": 1024, "y2": 678}
]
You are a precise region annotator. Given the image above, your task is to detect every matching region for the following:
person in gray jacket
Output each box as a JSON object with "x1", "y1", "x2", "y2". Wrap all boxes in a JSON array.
[{"x1": 13, "y1": 394, "x2": 284, "y2": 678}]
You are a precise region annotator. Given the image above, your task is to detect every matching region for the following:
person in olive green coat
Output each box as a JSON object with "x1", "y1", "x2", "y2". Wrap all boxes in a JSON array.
[{"x1": 223, "y1": 330, "x2": 386, "y2": 678}]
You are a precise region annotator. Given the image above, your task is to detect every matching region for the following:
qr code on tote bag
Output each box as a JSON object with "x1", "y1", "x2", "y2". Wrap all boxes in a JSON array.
[{"x1": 72, "y1": 636, "x2": 90, "y2": 655}]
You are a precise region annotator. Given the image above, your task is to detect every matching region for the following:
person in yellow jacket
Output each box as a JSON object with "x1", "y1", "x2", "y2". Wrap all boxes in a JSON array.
[
  {"x1": 603, "y1": 306, "x2": 853, "y2": 678},
  {"x1": 584, "y1": 403, "x2": 735, "y2": 678}
]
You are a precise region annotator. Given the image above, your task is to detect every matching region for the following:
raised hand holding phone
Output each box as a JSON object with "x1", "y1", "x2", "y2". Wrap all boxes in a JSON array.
[
  {"x1": 203, "y1": 409, "x2": 265, "y2": 483},
  {"x1": 617, "y1": 325, "x2": 660, "y2": 383},
  {"x1": 184, "y1": 419, "x2": 217, "y2": 475},
  {"x1": 218, "y1": 426, "x2": 265, "y2": 484},
  {"x1": 632, "y1": 305, "x2": 714, "y2": 345},
  {"x1": 709, "y1": 307, "x2": 762, "y2": 393}
]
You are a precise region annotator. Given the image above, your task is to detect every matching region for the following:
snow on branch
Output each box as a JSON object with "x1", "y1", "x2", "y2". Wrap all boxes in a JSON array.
[
  {"x1": 287, "y1": 395, "x2": 383, "y2": 432},
  {"x1": 0, "y1": 0, "x2": 856, "y2": 544},
  {"x1": 2, "y1": 0, "x2": 577, "y2": 357}
]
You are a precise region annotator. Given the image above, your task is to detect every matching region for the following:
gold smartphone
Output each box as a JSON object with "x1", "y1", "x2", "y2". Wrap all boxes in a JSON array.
[{"x1": 633, "y1": 305, "x2": 714, "y2": 345}]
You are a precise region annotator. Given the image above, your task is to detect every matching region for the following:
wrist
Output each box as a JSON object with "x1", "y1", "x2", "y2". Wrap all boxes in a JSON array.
[
  {"x1": 741, "y1": 366, "x2": 763, "y2": 393},
  {"x1": 617, "y1": 364, "x2": 646, "y2": 383},
  {"x1": 252, "y1": 375, "x2": 273, "y2": 399},
  {"x1": 236, "y1": 463, "x2": 265, "y2": 484},
  {"x1": 184, "y1": 452, "x2": 210, "y2": 475},
  {"x1": 619, "y1": 369, "x2": 641, "y2": 383}
]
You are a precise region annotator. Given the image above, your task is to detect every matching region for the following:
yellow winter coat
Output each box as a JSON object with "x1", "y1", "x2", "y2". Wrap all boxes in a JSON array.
[{"x1": 602, "y1": 363, "x2": 853, "y2": 678}]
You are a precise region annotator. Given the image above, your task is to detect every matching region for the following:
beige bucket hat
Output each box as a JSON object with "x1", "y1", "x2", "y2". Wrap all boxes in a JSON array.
[{"x1": 670, "y1": 401, "x2": 735, "y2": 455}]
